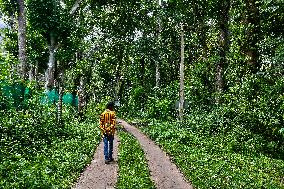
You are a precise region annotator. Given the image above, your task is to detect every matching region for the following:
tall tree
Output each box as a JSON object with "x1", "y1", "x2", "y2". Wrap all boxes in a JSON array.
[
  {"x1": 179, "y1": 23, "x2": 185, "y2": 121},
  {"x1": 215, "y1": 0, "x2": 230, "y2": 100},
  {"x1": 0, "y1": 0, "x2": 27, "y2": 79},
  {"x1": 56, "y1": 61, "x2": 64, "y2": 124},
  {"x1": 17, "y1": 0, "x2": 27, "y2": 80},
  {"x1": 155, "y1": 0, "x2": 161, "y2": 88},
  {"x1": 28, "y1": 0, "x2": 82, "y2": 90},
  {"x1": 243, "y1": 0, "x2": 260, "y2": 73},
  {"x1": 193, "y1": 0, "x2": 208, "y2": 60}
]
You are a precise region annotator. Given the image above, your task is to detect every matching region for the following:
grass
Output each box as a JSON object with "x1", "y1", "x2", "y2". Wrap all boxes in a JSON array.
[
  {"x1": 138, "y1": 121, "x2": 284, "y2": 189},
  {"x1": 117, "y1": 129, "x2": 155, "y2": 189}
]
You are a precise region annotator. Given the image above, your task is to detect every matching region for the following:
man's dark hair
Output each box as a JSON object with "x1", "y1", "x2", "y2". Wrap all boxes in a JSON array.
[{"x1": 106, "y1": 101, "x2": 115, "y2": 110}]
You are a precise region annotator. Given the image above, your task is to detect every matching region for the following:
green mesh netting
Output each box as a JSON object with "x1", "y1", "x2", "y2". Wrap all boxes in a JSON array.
[
  {"x1": 1, "y1": 82, "x2": 78, "y2": 109},
  {"x1": 0, "y1": 82, "x2": 27, "y2": 109},
  {"x1": 41, "y1": 90, "x2": 78, "y2": 106}
]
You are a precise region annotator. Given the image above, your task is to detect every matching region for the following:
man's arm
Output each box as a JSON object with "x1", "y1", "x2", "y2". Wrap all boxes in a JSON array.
[
  {"x1": 99, "y1": 113, "x2": 105, "y2": 133},
  {"x1": 112, "y1": 112, "x2": 116, "y2": 127},
  {"x1": 109, "y1": 112, "x2": 116, "y2": 135}
]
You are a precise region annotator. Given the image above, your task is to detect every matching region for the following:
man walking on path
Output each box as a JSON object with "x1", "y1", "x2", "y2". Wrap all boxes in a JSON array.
[{"x1": 100, "y1": 101, "x2": 116, "y2": 164}]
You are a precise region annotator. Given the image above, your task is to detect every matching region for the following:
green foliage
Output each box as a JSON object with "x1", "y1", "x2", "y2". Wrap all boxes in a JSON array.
[
  {"x1": 0, "y1": 93, "x2": 101, "y2": 188},
  {"x1": 27, "y1": 0, "x2": 73, "y2": 39},
  {"x1": 223, "y1": 73, "x2": 284, "y2": 143},
  {"x1": 0, "y1": 53, "x2": 17, "y2": 81},
  {"x1": 117, "y1": 130, "x2": 155, "y2": 189},
  {"x1": 1, "y1": 28, "x2": 18, "y2": 58},
  {"x1": 144, "y1": 84, "x2": 179, "y2": 120},
  {"x1": 83, "y1": 96, "x2": 112, "y2": 123},
  {"x1": 0, "y1": 0, "x2": 17, "y2": 15},
  {"x1": 27, "y1": 30, "x2": 49, "y2": 72},
  {"x1": 120, "y1": 82, "x2": 179, "y2": 120},
  {"x1": 139, "y1": 121, "x2": 284, "y2": 189}
]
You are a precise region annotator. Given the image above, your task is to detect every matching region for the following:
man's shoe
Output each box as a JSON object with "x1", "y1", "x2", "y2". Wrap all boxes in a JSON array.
[
  {"x1": 109, "y1": 158, "x2": 114, "y2": 162},
  {"x1": 105, "y1": 159, "x2": 110, "y2": 164}
]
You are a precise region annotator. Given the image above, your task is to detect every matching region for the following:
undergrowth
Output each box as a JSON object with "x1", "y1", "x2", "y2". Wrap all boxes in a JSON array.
[
  {"x1": 0, "y1": 105, "x2": 101, "y2": 188},
  {"x1": 135, "y1": 117, "x2": 284, "y2": 189},
  {"x1": 117, "y1": 130, "x2": 155, "y2": 189}
]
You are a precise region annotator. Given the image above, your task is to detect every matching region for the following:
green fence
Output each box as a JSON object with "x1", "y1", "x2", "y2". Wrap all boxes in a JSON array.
[
  {"x1": 41, "y1": 89, "x2": 78, "y2": 106},
  {"x1": 0, "y1": 82, "x2": 78, "y2": 109}
]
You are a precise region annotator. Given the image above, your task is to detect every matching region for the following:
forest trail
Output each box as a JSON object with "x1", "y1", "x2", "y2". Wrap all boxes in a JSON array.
[
  {"x1": 118, "y1": 119, "x2": 193, "y2": 189},
  {"x1": 72, "y1": 135, "x2": 119, "y2": 189},
  {"x1": 73, "y1": 120, "x2": 193, "y2": 189}
]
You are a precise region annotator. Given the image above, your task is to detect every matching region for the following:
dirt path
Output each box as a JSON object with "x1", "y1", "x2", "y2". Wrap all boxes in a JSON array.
[
  {"x1": 118, "y1": 119, "x2": 193, "y2": 189},
  {"x1": 72, "y1": 135, "x2": 119, "y2": 189},
  {"x1": 73, "y1": 120, "x2": 192, "y2": 189}
]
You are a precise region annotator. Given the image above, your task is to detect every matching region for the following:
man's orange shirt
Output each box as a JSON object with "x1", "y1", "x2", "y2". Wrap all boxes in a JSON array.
[{"x1": 100, "y1": 109, "x2": 116, "y2": 135}]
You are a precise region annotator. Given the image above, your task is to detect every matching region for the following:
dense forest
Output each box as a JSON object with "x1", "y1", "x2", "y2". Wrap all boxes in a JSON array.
[{"x1": 0, "y1": 0, "x2": 284, "y2": 188}]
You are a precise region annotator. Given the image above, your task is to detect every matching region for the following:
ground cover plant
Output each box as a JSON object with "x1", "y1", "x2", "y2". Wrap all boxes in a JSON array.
[
  {"x1": 136, "y1": 118, "x2": 284, "y2": 189},
  {"x1": 0, "y1": 103, "x2": 101, "y2": 188},
  {"x1": 117, "y1": 130, "x2": 155, "y2": 189}
]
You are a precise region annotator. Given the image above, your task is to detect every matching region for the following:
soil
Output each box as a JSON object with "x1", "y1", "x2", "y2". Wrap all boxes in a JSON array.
[
  {"x1": 72, "y1": 135, "x2": 119, "y2": 189},
  {"x1": 72, "y1": 119, "x2": 193, "y2": 189},
  {"x1": 118, "y1": 119, "x2": 193, "y2": 189}
]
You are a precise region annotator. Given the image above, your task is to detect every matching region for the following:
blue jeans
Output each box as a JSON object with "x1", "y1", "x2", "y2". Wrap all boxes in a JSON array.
[{"x1": 103, "y1": 134, "x2": 114, "y2": 160}]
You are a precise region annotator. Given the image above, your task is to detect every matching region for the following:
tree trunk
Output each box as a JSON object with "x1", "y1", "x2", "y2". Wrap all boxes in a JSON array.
[
  {"x1": 45, "y1": 33, "x2": 56, "y2": 90},
  {"x1": 57, "y1": 85, "x2": 63, "y2": 124},
  {"x1": 8, "y1": 14, "x2": 17, "y2": 80},
  {"x1": 57, "y1": 69, "x2": 64, "y2": 125},
  {"x1": 34, "y1": 62, "x2": 39, "y2": 87},
  {"x1": 155, "y1": 61, "x2": 160, "y2": 88},
  {"x1": 69, "y1": 0, "x2": 83, "y2": 15},
  {"x1": 216, "y1": 0, "x2": 230, "y2": 103},
  {"x1": 244, "y1": 0, "x2": 260, "y2": 73},
  {"x1": 115, "y1": 62, "x2": 122, "y2": 102},
  {"x1": 28, "y1": 64, "x2": 34, "y2": 81},
  {"x1": 78, "y1": 75, "x2": 86, "y2": 114},
  {"x1": 17, "y1": 0, "x2": 27, "y2": 80},
  {"x1": 193, "y1": 2, "x2": 208, "y2": 61},
  {"x1": 140, "y1": 57, "x2": 146, "y2": 109},
  {"x1": 179, "y1": 23, "x2": 185, "y2": 121},
  {"x1": 155, "y1": 0, "x2": 162, "y2": 88}
]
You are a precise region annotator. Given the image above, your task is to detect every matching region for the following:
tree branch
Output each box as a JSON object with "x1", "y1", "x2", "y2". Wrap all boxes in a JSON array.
[{"x1": 69, "y1": 0, "x2": 83, "y2": 15}]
